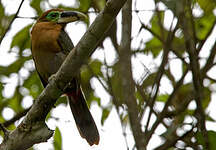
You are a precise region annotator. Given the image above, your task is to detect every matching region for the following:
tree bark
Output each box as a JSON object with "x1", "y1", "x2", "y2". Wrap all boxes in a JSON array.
[{"x1": 119, "y1": 0, "x2": 145, "y2": 150}]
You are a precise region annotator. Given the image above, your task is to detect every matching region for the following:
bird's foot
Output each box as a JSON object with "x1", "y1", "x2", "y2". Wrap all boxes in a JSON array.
[{"x1": 48, "y1": 74, "x2": 56, "y2": 82}]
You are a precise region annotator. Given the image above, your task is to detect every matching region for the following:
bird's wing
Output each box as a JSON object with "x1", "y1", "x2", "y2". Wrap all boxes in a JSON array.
[
  {"x1": 37, "y1": 71, "x2": 48, "y2": 87},
  {"x1": 57, "y1": 29, "x2": 80, "y2": 90},
  {"x1": 57, "y1": 29, "x2": 74, "y2": 54},
  {"x1": 31, "y1": 43, "x2": 48, "y2": 87}
]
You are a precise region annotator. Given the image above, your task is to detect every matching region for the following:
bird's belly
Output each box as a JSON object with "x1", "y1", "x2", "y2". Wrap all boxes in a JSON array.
[{"x1": 33, "y1": 50, "x2": 66, "y2": 82}]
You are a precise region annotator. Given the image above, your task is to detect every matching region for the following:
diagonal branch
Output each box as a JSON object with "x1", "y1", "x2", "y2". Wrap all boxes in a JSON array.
[
  {"x1": 144, "y1": 18, "x2": 179, "y2": 133},
  {"x1": 154, "y1": 125, "x2": 194, "y2": 150},
  {"x1": 201, "y1": 42, "x2": 216, "y2": 75},
  {"x1": 0, "y1": 0, "x2": 127, "y2": 149},
  {"x1": 144, "y1": 68, "x2": 188, "y2": 147}
]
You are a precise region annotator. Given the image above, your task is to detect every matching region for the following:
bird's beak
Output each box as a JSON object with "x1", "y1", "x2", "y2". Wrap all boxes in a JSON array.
[{"x1": 58, "y1": 11, "x2": 87, "y2": 23}]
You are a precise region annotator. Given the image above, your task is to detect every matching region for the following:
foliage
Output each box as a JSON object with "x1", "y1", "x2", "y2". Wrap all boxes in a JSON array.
[
  {"x1": 0, "y1": 0, "x2": 216, "y2": 149},
  {"x1": 53, "y1": 127, "x2": 62, "y2": 150}
]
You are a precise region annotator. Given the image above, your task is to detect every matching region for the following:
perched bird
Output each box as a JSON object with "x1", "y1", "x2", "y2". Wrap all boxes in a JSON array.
[{"x1": 31, "y1": 9, "x2": 99, "y2": 145}]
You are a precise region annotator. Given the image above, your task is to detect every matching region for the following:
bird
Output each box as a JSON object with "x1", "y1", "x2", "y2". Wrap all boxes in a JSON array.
[{"x1": 30, "y1": 8, "x2": 99, "y2": 146}]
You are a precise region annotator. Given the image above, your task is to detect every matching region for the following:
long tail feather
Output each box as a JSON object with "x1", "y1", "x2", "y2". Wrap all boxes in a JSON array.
[{"x1": 67, "y1": 89, "x2": 99, "y2": 145}]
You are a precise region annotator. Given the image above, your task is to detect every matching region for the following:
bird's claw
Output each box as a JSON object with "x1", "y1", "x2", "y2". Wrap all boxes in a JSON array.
[{"x1": 48, "y1": 74, "x2": 56, "y2": 82}]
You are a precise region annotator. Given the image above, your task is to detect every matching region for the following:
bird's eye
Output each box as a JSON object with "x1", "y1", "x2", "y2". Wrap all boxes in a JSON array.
[
  {"x1": 46, "y1": 11, "x2": 60, "y2": 22},
  {"x1": 50, "y1": 13, "x2": 57, "y2": 18}
]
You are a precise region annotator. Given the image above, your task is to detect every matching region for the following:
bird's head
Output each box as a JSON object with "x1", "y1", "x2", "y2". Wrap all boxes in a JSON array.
[{"x1": 37, "y1": 8, "x2": 87, "y2": 24}]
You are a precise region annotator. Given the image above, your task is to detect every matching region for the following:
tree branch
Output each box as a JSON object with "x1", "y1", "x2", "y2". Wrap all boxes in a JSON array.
[
  {"x1": 144, "y1": 18, "x2": 179, "y2": 133},
  {"x1": 144, "y1": 69, "x2": 188, "y2": 146},
  {"x1": 0, "y1": 0, "x2": 127, "y2": 149},
  {"x1": 0, "y1": 124, "x2": 9, "y2": 139},
  {"x1": 119, "y1": 1, "x2": 145, "y2": 150},
  {"x1": 154, "y1": 126, "x2": 194, "y2": 150},
  {"x1": 201, "y1": 42, "x2": 216, "y2": 75},
  {"x1": 180, "y1": 0, "x2": 209, "y2": 149},
  {"x1": 0, "y1": 0, "x2": 25, "y2": 46}
]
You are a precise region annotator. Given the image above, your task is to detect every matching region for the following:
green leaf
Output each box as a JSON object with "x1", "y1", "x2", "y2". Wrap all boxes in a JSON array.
[
  {"x1": 144, "y1": 37, "x2": 163, "y2": 58},
  {"x1": 172, "y1": 36, "x2": 186, "y2": 55},
  {"x1": 54, "y1": 127, "x2": 62, "y2": 150},
  {"x1": 157, "y1": 94, "x2": 169, "y2": 102},
  {"x1": 10, "y1": 25, "x2": 32, "y2": 55},
  {"x1": 80, "y1": 59, "x2": 102, "y2": 106},
  {"x1": 202, "y1": 87, "x2": 211, "y2": 109},
  {"x1": 195, "y1": 13, "x2": 216, "y2": 40},
  {"x1": 30, "y1": 0, "x2": 43, "y2": 15},
  {"x1": 46, "y1": 111, "x2": 51, "y2": 121},
  {"x1": 23, "y1": 71, "x2": 43, "y2": 99},
  {"x1": 135, "y1": 90, "x2": 144, "y2": 103},
  {"x1": 81, "y1": 59, "x2": 103, "y2": 85},
  {"x1": 89, "y1": 59, "x2": 103, "y2": 77},
  {"x1": 8, "y1": 94, "x2": 23, "y2": 113},
  {"x1": 150, "y1": 11, "x2": 164, "y2": 35},
  {"x1": 206, "y1": 114, "x2": 215, "y2": 122},
  {"x1": 121, "y1": 114, "x2": 128, "y2": 126},
  {"x1": 55, "y1": 96, "x2": 67, "y2": 106},
  {"x1": 80, "y1": 66, "x2": 94, "y2": 101},
  {"x1": 81, "y1": 65, "x2": 92, "y2": 86},
  {"x1": 101, "y1": 107, "x2": 111, "y2": 125},
  {"x1": 0, "y1": 99, "x2": 8, "y2": 115},
  {"x1": 0, "y1": 56, "x2": 30, "y2": 76},
  {"x1": 27, "y1": 147, "x2": 34, "y2": 150},
  {"x1": 0, "y1": 1, "x2": 5, "y2": 20},
  {"x1": 0, "y1": 82, "x2": 4, "y2": 100},
  {"x1": 141, "y1": 72, "x2": 157, "y2": 88},
  {"x1": 85, "y1": 91, "x2": 101, "y2": 107},
  {"x1": 167, "y1": 148, "x2": 175, "y2": 150},
  {"x1": 78, "y1": 0, "x2": 91, "y2": 12},
  {"x1": 92, "y1": 0, "x2": 106, "y2": 11},
  {"x1": 196, "y1": 130, "x2": 216, "y2": 149},
  {"x1": 196, "y1": 0, "x2": 216, "y2": 13}
]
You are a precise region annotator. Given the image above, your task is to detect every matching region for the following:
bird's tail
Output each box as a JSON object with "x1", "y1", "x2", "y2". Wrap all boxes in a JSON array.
[{"x1": 67, "y1": 88, "x2": 99, "y2": 146}]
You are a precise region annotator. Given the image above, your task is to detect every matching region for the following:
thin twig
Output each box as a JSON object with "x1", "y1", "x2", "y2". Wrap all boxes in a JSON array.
[
  {"x1": 144, "y1": 18, "x2": 179, "y2": 132},
  {"x1": 86, "y1": 65, "x2": 109, "y2": 92},
  {"x1": 144, "y1": 69, "x2": 188, "y2": 147},
  {"x1": 16, "y1": 16, "x2": 38, "y2": 20},
  {"x1": 87, "y1": 9, "x2": 167, "y2": 14},
  {"x1": 15, "y1": 8, "x2": 168, "y2": 20},
  {"x1": 181, "y1": 1, "x2": 209, "y2": 149},
  {"x1": 201, "y1": 42, "x2": 216, "y2": 75},
  {"x1": 3, "y1": 108, "x2": 30, "y2": 127},
  {"x1": 206, "y1": 75, "x2": 216, "y2": 83},
  {"x1": 0, "y1": 124, "x2": 9, "y2": 140},
  {"x1": 154, "y1": 125, "x2": 195, "y2": 150},
  {"x1": 103, "y1": 57, "x2": 130, "y2": 149},
  {"x1": 0, "y1": 0, "x2": 25, "y2": 46},
  {"x1": 197, "y1": 20, "x2": 216, "y2": 53}
]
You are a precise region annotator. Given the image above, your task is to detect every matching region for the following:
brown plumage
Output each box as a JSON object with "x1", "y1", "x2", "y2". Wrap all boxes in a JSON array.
[{"x1": 31, "y1": 9, "x2": 99, "y2": 145}]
